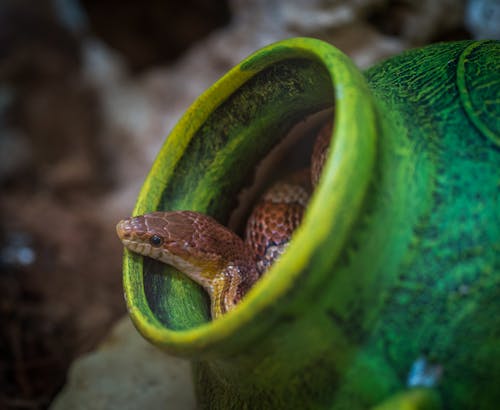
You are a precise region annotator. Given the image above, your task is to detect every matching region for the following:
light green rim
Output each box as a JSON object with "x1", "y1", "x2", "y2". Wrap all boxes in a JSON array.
[{"x1": 122, "y1": 37, "x2": 377, "y2": 356}]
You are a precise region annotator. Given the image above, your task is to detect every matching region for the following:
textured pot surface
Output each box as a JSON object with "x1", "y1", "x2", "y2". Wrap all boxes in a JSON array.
[{"x1": 122, "y1": 38, "x2": 500, "y2": 409}]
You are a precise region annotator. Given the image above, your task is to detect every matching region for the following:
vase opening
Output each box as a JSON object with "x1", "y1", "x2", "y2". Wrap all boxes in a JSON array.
[
  {"x1": 123, "y1": 39, "x2": 377, "y2": 355},
  {"x1": 139, "y1": 57, "x2": 335, "y2": 331}
]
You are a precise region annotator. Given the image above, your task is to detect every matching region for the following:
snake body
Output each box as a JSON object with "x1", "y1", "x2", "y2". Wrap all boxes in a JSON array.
[{"x1": 117, "y1": 120, "x2": 332, "y2": 318}]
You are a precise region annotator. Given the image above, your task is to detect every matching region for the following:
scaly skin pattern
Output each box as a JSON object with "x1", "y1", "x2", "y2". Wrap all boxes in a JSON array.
[
  {"x1": 117, "y1": 211, "x2": 259, "y2": 318},
  {"x1": 311, "y1": 120, "x2": 332, "y2": 187},
  {"x1": 245, "y1": 169, "x2": 312, "y2": 274},
  {"x1": 117, "y1": 122, "x2": 330, "y2": 318}
]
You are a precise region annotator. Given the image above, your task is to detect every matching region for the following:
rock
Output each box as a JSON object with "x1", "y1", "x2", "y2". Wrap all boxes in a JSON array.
[
  {"x1": 50, "y1": 317, "x2": 196, "y2": 410},
  {"x1": 0, "y1": 129, "x2": 32, "y2": 183},
  {"x1": 465, "y1": 0, "x2": 500, "y2": 39}
]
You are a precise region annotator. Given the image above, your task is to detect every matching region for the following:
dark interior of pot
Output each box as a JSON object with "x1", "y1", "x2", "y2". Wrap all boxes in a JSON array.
[{"x1": 141, "y1": 57, "x2": 334, "y2": 330}]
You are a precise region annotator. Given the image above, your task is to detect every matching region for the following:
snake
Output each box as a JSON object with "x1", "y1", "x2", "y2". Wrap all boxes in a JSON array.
[{"x1": 116, "y1": 120, "x2": 332, "y2": 319}]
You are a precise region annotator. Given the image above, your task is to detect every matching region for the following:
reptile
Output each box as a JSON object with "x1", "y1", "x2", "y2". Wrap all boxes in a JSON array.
[{"x1": 116, "y1": 119, "x2": 332, "y2": 319}]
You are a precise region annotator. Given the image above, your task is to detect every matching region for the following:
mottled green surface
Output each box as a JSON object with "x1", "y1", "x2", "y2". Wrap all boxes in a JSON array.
[
  {"x1": 372, "y1": 388, "x2": 441, "y2": 410},
  {"x1": 122, "y1": 39, "x2": 500, "y2": 409}
]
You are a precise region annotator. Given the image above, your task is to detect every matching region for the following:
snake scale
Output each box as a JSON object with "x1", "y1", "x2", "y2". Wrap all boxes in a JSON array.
[{"x1": 117, "y1": 120, "x2": 332, "y2": 318}]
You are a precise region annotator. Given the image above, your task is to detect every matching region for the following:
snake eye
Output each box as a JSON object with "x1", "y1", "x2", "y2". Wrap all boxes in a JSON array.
[{"x1": 149, "y1": 234, "x2": 164, "y2": 247}]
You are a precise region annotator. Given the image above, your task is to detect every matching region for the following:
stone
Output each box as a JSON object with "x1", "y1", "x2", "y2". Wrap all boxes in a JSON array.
[
  {"x1": 50, "y1": 317, "x2": 196, "y2": 410},
  {"x1": 465, "y1": 0, "x2": 500, "y2": 39}
]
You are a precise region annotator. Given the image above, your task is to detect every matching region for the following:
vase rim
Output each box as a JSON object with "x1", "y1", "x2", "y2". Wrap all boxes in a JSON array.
[{"x1": 123, "y1": 37, "x2": 378, "y2": 356}]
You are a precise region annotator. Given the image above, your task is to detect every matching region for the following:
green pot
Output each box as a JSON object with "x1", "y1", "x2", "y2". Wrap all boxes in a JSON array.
[{"x1": 122, "y1": 38, "x2": 500, "y2": 409}]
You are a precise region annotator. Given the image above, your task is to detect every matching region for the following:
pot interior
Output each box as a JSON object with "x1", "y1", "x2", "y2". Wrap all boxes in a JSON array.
[{"x1": 140, "y1": 57, "x2": 334, "y2": 330}]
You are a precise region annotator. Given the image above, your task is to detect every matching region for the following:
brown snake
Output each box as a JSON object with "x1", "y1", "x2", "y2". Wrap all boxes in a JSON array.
[{"x1": 116, "y1": 120, "x2": 332, "y2": 318}]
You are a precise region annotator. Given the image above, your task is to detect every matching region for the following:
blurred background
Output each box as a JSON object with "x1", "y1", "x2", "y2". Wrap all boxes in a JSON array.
[{"x1": 0, "y1": 0, "x2": 498, "y2": 408}]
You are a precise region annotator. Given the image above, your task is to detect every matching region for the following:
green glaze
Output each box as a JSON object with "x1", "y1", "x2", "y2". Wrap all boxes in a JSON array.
[
  {"x1": 372, "y1": 388, "x2": 441, "y2": 410},
  {"x1": 122, "y1": 38, "x2": 500, "y2": 409}
]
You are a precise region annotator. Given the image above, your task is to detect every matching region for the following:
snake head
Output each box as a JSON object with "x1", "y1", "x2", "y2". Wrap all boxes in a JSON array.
[
  {"x1": 116, "y1": 212, "x2": 172, "y2": 260},
  {"x1": 116, "y1": 211, "x2": 258, "y2": 295}
]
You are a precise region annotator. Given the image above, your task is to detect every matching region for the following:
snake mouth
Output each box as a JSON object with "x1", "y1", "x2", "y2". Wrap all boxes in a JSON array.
[
  {"x1": 122, "y1": 37, "x2": 377, "y2": 356},
  {"x1": 116, "y1": 220, "x2": 149, "y2": 258},
  {"x1": 117, "y1": 218, "x2": 158, "y2": 258}
]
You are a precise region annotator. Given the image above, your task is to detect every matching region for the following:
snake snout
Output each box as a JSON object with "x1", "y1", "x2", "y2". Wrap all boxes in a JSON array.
[
  {"x1": 116, "y1": 215, "x2": 150, "y2": 240},
  {"x1": 116, "y1": 218, "x2": 149, "y2": 256},
  {"x1": 116, "y1": 219, "x2": 134, "y2": 241}
]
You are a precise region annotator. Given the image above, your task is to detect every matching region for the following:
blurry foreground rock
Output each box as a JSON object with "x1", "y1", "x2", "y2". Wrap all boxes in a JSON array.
[{"x1": 50, "y1": 318, "x2": 196, "y2": 410}]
